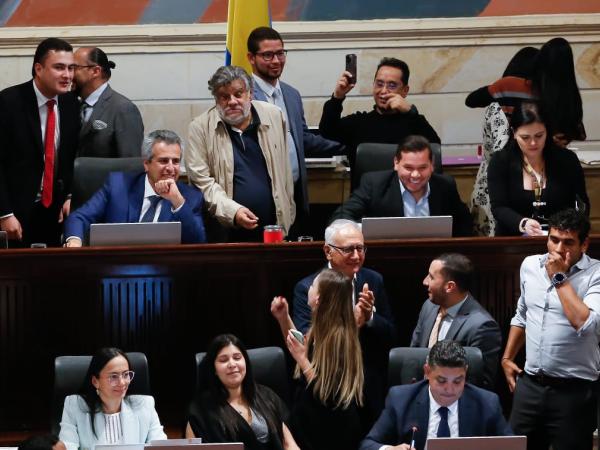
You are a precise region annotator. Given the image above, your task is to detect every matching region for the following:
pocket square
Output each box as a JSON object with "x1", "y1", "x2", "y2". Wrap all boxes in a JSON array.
[{"x1": 92, "y1": 120, "x2": 108, "y2": 130}]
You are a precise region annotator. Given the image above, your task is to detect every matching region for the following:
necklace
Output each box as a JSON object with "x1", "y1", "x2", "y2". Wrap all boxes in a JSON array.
[{"x1": 522, "y1": 157, "x2": 545, "y2": 208}]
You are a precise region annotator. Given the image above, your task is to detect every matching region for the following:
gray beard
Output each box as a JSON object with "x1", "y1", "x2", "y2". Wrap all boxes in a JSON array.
[{"x1": 216, "y1": 102, "x2": 251, "y2": 127}]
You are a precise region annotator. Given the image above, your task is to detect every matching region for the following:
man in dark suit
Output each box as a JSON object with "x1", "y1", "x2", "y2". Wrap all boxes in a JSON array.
[
  {"x1": 0, "y1": 38, "x2": 80, "y2": 247},
  {"x1": 292, "y1": 219, "x2": 397, "y2": 425},
  {"x1": 64, "y1": 129, "x2": 206, "y2": 246},
  {"x1": 331, "y1": 135, "x2": 473, "y2": 236},
  {"x1": 411, "y1": 253, "x2": 501, "y2": 390},
  {"x1": 360, "y1": 341, "x2": 512, "y2": 450},
  {"x1": 73, "y1": 46, "x2": 144, "y2": 158},
  {"x1": 247, "y1": 26, "x2": 343, "y2": 236}
]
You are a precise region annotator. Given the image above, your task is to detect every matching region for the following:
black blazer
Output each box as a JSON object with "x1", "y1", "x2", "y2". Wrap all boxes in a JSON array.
[
  {"x1": 0, "y1": 80, "x2": 79, "y2": 231},
  {"x1": 488, "y1": 142, "x2": 589, "y2": 235},
  {"x1": 331, "y1": 170, "x2": 473, "y2": 237}
]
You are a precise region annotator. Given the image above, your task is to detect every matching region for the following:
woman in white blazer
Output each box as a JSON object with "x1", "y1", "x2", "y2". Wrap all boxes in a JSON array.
[{"x1": 59, "y1": 348, "x2": 167, "y2": 450}]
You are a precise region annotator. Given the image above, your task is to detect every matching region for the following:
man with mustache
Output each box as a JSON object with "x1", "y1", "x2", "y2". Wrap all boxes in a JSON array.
[
  {"x1": 319, "y1": 57, "x2": 440, "y2": 174},
  {"x1": 186, "y1": 65, "x2": 295, "y2": 242}
]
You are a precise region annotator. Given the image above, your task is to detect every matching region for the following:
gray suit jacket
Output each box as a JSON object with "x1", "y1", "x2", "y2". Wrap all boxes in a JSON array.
[
  {"x1": 410, "y1": 294, "x2": 502, "y2": 390},
  {"x1": 78, "y1": 85, "x2": 144, "y2": 158},
  {"x1": 59, "y1": 394, "x2": 166, "y2": 450},
  {"x1": 253, "y1": 80, "x2": 343, "y2": 214}
]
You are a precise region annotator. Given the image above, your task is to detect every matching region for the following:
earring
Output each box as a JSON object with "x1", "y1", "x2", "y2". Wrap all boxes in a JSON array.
[{"x1": 96, "y1": 388, "x2": 100, "y2": 396}]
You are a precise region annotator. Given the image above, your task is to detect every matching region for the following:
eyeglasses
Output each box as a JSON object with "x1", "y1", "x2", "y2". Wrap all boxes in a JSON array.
[
  {"x1": 373, "y1": 80, "x2": 400, "y2": 91},
  {"x1": 106, "y1": 370, "x2": 135, "y2": 386},
  {"x1": 72, "y1": 64, "x2": 98, "y2": 70},
  {"x1": 328, "y1": 244, "x2": 367, "y2": 255},
  {"x1": 255, "y1": 50, "x2": 288, "y2": 61}
]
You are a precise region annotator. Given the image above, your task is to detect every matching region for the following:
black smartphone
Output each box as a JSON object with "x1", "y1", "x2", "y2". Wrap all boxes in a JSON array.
[{"x1": 345, "y1": 53, "x2": 357, "y2": 84}]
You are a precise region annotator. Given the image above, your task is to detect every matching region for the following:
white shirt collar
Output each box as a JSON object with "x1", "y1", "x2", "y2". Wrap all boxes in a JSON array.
[
  {"x1": 32, "y1": 79, "x2": 58, "y2": 108},
  {"x1": 253, "y1": 74, "x2": 280, "y2": 98},
  {"x1": 83, "y1": 81, "x2": 109, "y2": 107},
  {"x1": 428, "y1": 385, "x2": 459, "y2": 416},
  {"x1": 143, "y1": 174, "x2": 156, "y2": 198}
]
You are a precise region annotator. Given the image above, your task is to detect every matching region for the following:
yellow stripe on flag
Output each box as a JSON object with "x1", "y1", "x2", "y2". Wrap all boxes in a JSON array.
[{"x1": 226, "y1": 0, "x2": 271, "y2": 75}]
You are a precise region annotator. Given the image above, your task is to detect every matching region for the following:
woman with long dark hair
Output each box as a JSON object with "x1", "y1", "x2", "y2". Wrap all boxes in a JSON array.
[
  {"x1": 487, "y1": 101, "x2": 588, "y2": 236},
  {"x1": 59, "y1": 347, "x2": 166, "y2": 450},
  {"x1": 185, "y1": 334, "x2": 299, "y2": 450}
]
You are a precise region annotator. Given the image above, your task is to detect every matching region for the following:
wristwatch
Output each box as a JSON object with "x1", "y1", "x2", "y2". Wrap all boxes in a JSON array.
[{"x1": 551, "y1": 272, "x2": 567, "y2": 288}]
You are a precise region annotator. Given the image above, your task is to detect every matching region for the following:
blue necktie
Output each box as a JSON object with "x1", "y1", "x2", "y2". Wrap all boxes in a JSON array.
[
  {"x1": 141, "y1": 195, "x2": 161, "y2": 222},
  {"x1": 437, "y1": 406, "x2": 450, "y2": 437}
]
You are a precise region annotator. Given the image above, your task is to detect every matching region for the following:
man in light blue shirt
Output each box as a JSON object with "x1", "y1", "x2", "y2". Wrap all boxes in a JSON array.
[{"x1": 502, "y1": 208, "x2": 600, "y2": 450}]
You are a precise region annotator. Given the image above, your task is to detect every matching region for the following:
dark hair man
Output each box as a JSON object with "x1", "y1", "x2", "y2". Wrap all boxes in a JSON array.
[
  {"x1": 73, "y1": 46, "x2": 144, "y2": 158},
  {"x1": 64, "y1": 130, "x2": 206, "y2": 245},
  {"x1": 502, "y1": 208, "x2": 600, "y2": 450},
  {"x1": 319, "y1": 56, "x2": 440, "y2": 171},
  {"x1": 361, "y1": 341, "x2": 511, "y2": 450},
  {"x1": 411, "y1": 253, "x2": 502, "y2": 389},
  {"x1": 0, "y1": 37, "x2": 80, "y2": 247},
  {"x1": 331, "y1": 135, "x2": 473, "y2": 236},
  {"x1": 246, "y1": 26, "x2": 343, "y2": 236},
  {"x1": 186, "y1": 65, "x2": 295, "y2": 242}
]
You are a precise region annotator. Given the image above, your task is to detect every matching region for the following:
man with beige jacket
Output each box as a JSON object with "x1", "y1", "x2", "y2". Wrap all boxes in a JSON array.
[{"x1": 186, "y1": 65, "x2": 295, "y2": 242}]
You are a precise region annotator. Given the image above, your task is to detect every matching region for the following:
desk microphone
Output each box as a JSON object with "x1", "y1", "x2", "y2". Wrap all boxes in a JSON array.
[{"x1": 410, "y1": 425, "x2": 418, "y2": 449}]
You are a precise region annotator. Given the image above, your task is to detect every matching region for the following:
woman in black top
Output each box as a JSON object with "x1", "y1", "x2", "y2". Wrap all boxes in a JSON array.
[
  {"x1": 185, "y1": 334, "x2": 299, "y2": 450},
  {"x1": 488, "y1": 101, "x2": 589, "y2": 236}
]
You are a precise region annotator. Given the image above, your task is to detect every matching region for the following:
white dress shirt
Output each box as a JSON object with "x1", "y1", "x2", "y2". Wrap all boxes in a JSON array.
[{"x1": 427, "y1": 387, "x2": 459, "y2": 438}]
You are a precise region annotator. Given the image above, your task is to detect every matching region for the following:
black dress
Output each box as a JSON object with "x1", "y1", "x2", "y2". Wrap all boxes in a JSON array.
[
  {"x1": 487, "y1": 141, "x2": 589, "y2": 235},
  {"x1": 188, "y1": 385, "x2": 286, "y2": 450},
  {"x1": 289, "y1": 380, "x2": 365, "y2": 450}
]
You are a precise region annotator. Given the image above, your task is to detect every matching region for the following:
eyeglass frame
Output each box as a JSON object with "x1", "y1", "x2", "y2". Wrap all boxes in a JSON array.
[
  {"x1": 328, "y1": 243, "x2": 367, "y2": 256},
  {"x1": 72, "y1": 64, "x2": 99, "y2": 70},
  {"x1": 253, "y1": 50, "x2": 288, "y2": 61},
  {"x1": 105, "y1": 370, "x2": 135, "y2": 386},
  {"x1": 373, "y1": 79, "x2": 403, "y2": 91}
]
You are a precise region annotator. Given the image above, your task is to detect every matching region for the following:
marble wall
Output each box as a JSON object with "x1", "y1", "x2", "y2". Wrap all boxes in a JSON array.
[{"x1": 0, "y1": 14, "x2": 598, "y2": 155}]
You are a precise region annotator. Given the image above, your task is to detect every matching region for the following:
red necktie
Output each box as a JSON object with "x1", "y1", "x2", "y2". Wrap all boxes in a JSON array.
[{"x1": 42, "y1": 99, "x2": 56, "y2": 208}]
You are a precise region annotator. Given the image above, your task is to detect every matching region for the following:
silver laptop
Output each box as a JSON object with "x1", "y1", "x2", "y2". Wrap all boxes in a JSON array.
[
  {"x1": 89, "y1": 222, "x2": 181, "y2": 247},
  {"x1": 361, "y1": 216, "x2": 453, "y2": 240},
  {"x1": 425, "y1": 436, "x2": 526, "y2": 450},
  {"x1": 147, "y1": 445, "x2": 243, "y2": 450}
]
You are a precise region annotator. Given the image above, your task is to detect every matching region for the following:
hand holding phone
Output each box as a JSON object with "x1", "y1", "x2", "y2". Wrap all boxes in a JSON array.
[
  {"x1": 290, "y1": 329, "x2": 304, "y2": 344},
  {"x1": 345, "y1": 54, "x2": 357, "y2": 84}
]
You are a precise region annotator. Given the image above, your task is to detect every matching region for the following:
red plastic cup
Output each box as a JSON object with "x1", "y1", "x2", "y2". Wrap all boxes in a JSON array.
[{"x1": 263, "y1": 225, "x2": 284, "y2": 243}]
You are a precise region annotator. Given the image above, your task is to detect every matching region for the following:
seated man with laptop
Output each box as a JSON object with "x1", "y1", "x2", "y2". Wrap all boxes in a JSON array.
[
  {"x1": 64, "y1": 129, "x2": 206, "y2": 246},
  {"x1": 330, "y1": 135, "x2": 473, "y2": 237},
  {"x1": 360, "y1": 341, "x2": 514, "y2": 450}
]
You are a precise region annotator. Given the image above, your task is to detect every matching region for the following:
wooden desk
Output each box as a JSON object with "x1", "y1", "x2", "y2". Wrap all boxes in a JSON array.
[{"x1": 1, "y1": 237, "x2": 598, "y2": 430}]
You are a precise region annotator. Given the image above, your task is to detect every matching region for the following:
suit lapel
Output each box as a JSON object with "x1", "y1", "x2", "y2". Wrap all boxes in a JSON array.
[
  {"x1": 387, "y1": 174, "x2": 405, "y2": 216},
  {"x1": 25, "y1": 81, "x2": 44, "y2": 156},
  {"x1": 252, "y1": 82, "x2": 268, "y2": 102},
  {"x1": 80, "y1": 85, "x2": 112, "y2": 138},
  {"x1": 412, "y1": 385, "x2": 430, "y2": 450},
  {"x1": 445, "y1": 296, "x2": 473, "y2": 340},
  {"x1": 457, "y1": 392, "x2": 474, "y2": 436},
  {"x1": 120, "y1": 399, "x2": 140, "y2": 443},
  {"x1": 128, "y1": 174, "x2": 146, "y2": 222},
  {"x1": 427, "y1": 176, "x2": 442, "y2": 215}
]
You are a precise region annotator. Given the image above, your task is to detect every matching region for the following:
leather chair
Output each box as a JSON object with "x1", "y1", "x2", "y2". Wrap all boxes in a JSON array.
[
  {"x1": 195, "y1": 346, "x2": 291, "y2": 406},
  {"x1": 387, "y1": 346, "x2": 484, "y2": 389},
  {"x1": 51, "y1": 352, "x2": 151, "y2": 435},
  {"x1": 71, "y1": 157, "x2": 144, "y2": 210},
  {"x1": 354, "y1": 142, "x2": 442, "y2": 187}
]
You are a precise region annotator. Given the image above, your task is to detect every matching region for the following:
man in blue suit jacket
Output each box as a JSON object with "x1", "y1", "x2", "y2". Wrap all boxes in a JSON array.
[
  {"x1": 293, "y1": 219, "x2": 397, "y2": 426},
  {"x1": 360, "y1": 341, "x2": 512, "y2": 450},
  {"x1": 64, "y1": 129, "x2": 206, "y2": 245},
  {"x1": 247, "y1": 27, "x2": 343, "y2": 235}
]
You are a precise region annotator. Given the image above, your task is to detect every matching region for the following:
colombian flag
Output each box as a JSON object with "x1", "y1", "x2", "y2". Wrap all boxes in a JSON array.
[{"x1": 225, "y1": 0, "x2": 271, "y2": 75}]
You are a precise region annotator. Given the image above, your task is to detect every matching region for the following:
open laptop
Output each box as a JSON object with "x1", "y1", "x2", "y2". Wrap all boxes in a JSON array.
[
  {"x1": 96, "y1": 444, "x2": 243, "y2": 450},
  {"x1": 425, "y1": 436, "x2": 526, "y2": 450},
  {"x1": 89, "y1": 222, "x2": 181, "y2": 247},
  {"x1": 361, "y1": 216, "x2": 453, "y2": 240}
]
